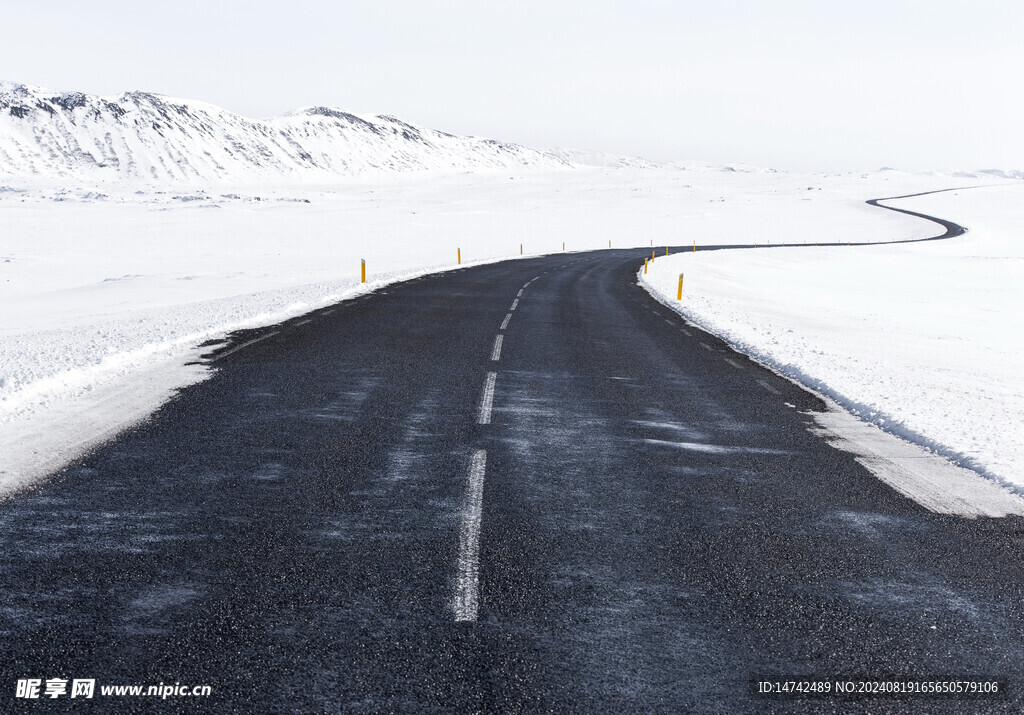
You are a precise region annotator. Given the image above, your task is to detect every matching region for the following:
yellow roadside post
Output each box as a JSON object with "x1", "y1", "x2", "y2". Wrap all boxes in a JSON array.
[
  {"x1": 361, "y1": 259, "x2": 366, "y2": 283},
  {"x1": 677, "y1": 273, "x2": 684, "y2": 300},
  {"x1": 665, "y1": 247, "x2": 668, "y2": 256},
  {"x1": 644, "y1": 258, "x2": 648, "y2": 274},
  {"x1": 520, "y1": 244, "x2": 523, "y2": 255},
  {"x1": 458, "y1": 248, "x2": 461, "y2": 265}
]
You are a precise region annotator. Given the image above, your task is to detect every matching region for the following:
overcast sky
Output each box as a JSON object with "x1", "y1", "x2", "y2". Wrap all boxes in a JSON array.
[{"x1": 3, "y1": 0, "x2": 1022, "y2": 171}]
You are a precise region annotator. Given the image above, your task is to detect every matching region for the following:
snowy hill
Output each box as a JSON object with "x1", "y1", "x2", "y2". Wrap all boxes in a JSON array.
[{"x1": 0, "y1": 81, "x2": 570, "y2": 183}]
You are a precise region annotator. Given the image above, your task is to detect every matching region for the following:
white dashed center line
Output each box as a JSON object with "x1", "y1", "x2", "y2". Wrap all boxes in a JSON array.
[
  {"x1": 664, "y1": 319, "x2": 674, "y2": 326},
  {"x1": 296, "y1": 319, "x2": 312, "y2": 326},
  {"x1": 681, "y1": 328, "x2": 692, "y2": 337},
  {"x1": 724, "y1": 357, "x2": 745, "y2": 370},
  {"x1": 478, "y1": 372, "x2": 497, "y2": 424},
  {"x1": 455, "y1": 280, "x2": 533, "y2": 622},
  {"x1": 454, "y1": 449, "x2": 487, "y2": 622},
  {"x1": 758, "y1": 379, "x2": 781, "y2": 395},
  {"x1": 700, "y1": 342, "x2": 714, "y2": 351}
]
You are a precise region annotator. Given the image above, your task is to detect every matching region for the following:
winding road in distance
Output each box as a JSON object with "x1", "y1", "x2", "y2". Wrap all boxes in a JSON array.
[{"x1": 3, "y1": 191, "x2": 1023, "y2": 711}]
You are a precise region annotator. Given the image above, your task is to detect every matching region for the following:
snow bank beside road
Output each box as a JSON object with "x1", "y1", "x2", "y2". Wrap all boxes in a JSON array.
[{"x1": 641, "y1": 183, "x2": 1024, "y2": 491}]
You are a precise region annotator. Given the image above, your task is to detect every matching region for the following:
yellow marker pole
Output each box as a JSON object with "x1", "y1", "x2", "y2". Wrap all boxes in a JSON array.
[
  {"x1": 651, "y1": 250, "x2": 655, "y2": 261},
  {"x1": 520, "y1": 244, "x2": 523, "y2": 255},
  {"x1": 644, "y1": 258, "x2": 648, "y2": 274},
  {"x1": 609, "y1": 240, "x2": 612, "y2": 248},
  {"x1": 665, "y1": 247, "x2": 668, "y2": 256},
  {"x1": 693, "y1": 240, "x2": 696, "y2": 252},
  {"x1": 361, "y1": 259, "x2": 366, "y2": 283},
  {"x1": 458, "y1": 248, "x2": 461, "y2": 265},
  {"x1": 677, "y1": 273, "x2": 684, "y2": 300},
  {"x1": 562, "y1": 241, "x2": 565, "y2": 251}
]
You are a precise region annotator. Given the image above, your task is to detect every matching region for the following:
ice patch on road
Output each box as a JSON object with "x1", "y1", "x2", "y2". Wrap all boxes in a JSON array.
[
  {"x1": 129, "y1": 583, "x2": 203, "y2": 616},
  {"x1": 641, "y1": 438, "x2": 797, "y2": 456},
  {"x1": 632, "y1": 420, "x2": 708, "y2": 440},
  {"x1": 824, "y1": 510, "x2": 912, "y2": 538}
]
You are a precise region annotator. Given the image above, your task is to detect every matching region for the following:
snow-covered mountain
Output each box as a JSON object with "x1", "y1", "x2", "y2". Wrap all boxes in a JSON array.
[
  {"x1": 0, "y1": 81, "x2": 570, "y2": 183},
  {"x1": 951, "y1": 168, "x2": 1024, "y2": 180}
]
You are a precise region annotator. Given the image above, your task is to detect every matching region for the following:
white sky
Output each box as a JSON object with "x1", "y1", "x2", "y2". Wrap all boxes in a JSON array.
[{"x1": 3, "y1": 0, "x2": 1023, "y2": 171}]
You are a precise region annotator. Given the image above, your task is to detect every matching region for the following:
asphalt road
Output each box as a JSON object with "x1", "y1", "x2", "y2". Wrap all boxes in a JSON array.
[
  {"x1": 865, "y1": 187, "x2": 970, "y2": 241},
  {"x1": 4, "y1": 225, "x2": 1024, "y2": 710}
]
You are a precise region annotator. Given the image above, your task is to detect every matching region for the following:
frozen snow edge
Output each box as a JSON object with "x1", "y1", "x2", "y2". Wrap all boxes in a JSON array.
[
  {"x1": 0, "y1": 352, "x2": 210, "y2": 500},
  {"x1": 0, "y1": 250, "x2": 553, "y2": 499},
  {"x1": 809, "y1": 404, "x2": 1024, "y2": 518},
  {"x1": 638, "y1": 268, "x2": 1024, "y2": 518}
]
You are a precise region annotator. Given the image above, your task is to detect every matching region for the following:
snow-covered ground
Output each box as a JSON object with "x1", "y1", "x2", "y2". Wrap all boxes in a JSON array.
[
  {"x1": 642, "y1": 182, "x2": 1024, "y2": 492},
  {"x1": 0, "y1": 165, "x2": 1013, "y2": 495}
]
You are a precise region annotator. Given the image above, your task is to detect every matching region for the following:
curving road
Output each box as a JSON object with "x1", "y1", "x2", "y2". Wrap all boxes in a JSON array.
[
  {"x1": 2, "y1": 196, "x2": 1023, "y2": 710},
  {"x1": 866, "y1": 187, "x2": 970, "y2": 241}
]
